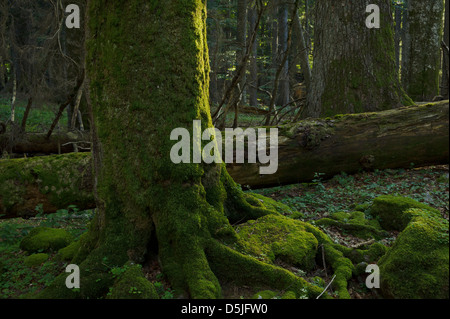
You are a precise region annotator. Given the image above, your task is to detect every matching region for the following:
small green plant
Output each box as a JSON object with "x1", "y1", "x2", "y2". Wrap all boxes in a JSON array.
[
  {"x1": 110, "y1": 265, "x2": 129, "y2": 278},
  {"x1": 129, "y1": 286, "x2": 142, "y2": 295},
  {"x1": 153, "y1": 281, "x2": 174, "y2": 299},
  {"x1": 312, "y1": 172, "x2": 326, "y2": 192}
]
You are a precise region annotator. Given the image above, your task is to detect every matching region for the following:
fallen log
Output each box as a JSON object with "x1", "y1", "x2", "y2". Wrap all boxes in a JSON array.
[
  {"x1": 0, "y1": 153, "x2": 95, "y2": 219},
  {"x1": 0, "y1": 101, "x2": 448, "y2": 218},
  {"x1": 0, "y1": 131, "x2": 91, "y2": 155},
  {"x1": 229, "y1": 100, "x2": 449, "y2": 187}
]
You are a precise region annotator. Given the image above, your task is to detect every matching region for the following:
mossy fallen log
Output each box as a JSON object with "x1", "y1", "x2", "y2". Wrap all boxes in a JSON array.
[
  {"x1": 0, "y1": 153, "x2": 95, "y2": 218},
  {"x1": 0, "y1": 131, "x2": 91, "y2": 155},
  {"x1": 229, "y1": 100, "x2": 449, "y2": 188},
  {"x1": 0, "y1": 101, "x2": 448, "y2": 218}
]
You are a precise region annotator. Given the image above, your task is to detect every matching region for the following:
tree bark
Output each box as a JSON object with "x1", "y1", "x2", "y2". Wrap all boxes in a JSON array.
[
  {"x1": 275, "y1": 1, "x2": 290, "y2": 107},
  {"x1": 441, "y1": 0, "x2": 449, "y2": 99},
  {"x1": 2, "y1": 101, "x2": 448, "y2": 218},
  {"x1": 306, "y1": 0, "x2": 413, "y2": 118},
  {"x1": 401, "y1": 0, "x2": 445, "y2": 101},
  {"x1": 248, "y1": 7, "x2": 258, "y2": 107},
  {"x1": 293, "y1": 10, "x2": 311, "y2": 88}
]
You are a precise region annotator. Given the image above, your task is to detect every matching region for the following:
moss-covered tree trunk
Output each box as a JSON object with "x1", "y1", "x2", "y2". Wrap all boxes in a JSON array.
[
  {"x1": 36, "y1": 0, "x2": 335, "y2": 300},
  {"x1": 305, "y1": 0, "x2": 413, "y2": 118},
  {"x1": 401, "y1": 0, "x2": 444, "y2": 101}
]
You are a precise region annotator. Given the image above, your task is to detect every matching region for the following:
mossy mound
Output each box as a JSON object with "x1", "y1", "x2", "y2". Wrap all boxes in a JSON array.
[
  {"x1": 378, "y1": 208, "x2": 449, "y2": 299},
  {"x1": 20, "y1": 227, "x2": 74, "y2": 253},
  {"x1": 369, "y1": 195, "x2": 440, "y2": 231},
  {"x1": 106, "y1": 264, "x2": 159, "y2": 299},
  {"x1": 315, "y1": 211, "x2": 387, "y2": 239},
  {"x1": 235, "y1": 214, "x2": 318, "y2": 270},
  {"x1": 57, "y1": 241, "x2": 81, "y2": 262},
  {"x1": 24, "y1": 253, "x2": 49, "y2": 267}
]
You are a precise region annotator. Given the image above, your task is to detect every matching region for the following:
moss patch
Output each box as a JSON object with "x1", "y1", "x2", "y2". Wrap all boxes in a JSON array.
[
  {"x1": 57, "y1": 241, "x2": 81, "y2": 262},
  {"x1": 378, "y1": 208, "x2": 449, "y2": 299},
  {"x1": 235, "y1": 214, "x2": 318, "y2": 270},
  {"x1": 20, "y1": 227, "x2": 74, "y2": 253},
  {"x1": 107, "y1": 264, "x2": 159, "y2": 299},
  {"x1": 0, "y1": 153, "x2": 94, "y2": 218},
  {"x1": 24, "y1": 253, "x2": 49, "y2": 267},
  {"x1": 369, "y1": 195, "x2": 440, "y2": 231},
  {"x1": 315, "y1": 211, "x2": 388, "y2": 239}
]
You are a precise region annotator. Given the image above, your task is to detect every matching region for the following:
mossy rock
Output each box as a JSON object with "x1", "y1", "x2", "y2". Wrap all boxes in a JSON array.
[
  {"x1": 24, "y1": 253, "x2": 49, "y2": 267},
  {"x1": 20, "y1": 227, "x2": 74, "y2": 253},
  {"x1": 378, "y1": 208, "x2": 449, "y2": 299},
  {"x1": 369, "y1": 195, "x2": 440, "y2": 231},
  {"x1": 106, "y1": 264, "x2": 159, "y2": 299},
  {"x1": 235, "y1": 214, "x2": 318, "y2": 270},
  {"x1": 57, "y1": 241, "x2": 81, "y2": 261},
  {"x1": 315, "y1": 211, "x2": 387, "y2": 239}
]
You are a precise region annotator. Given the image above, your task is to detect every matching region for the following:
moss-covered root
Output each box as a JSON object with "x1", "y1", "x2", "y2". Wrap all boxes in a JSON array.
[
  {"x1": 220, "y1": 170, "x2": 283, "y2": 224},
  {"x1": 205, "y1": 239, "x2": 324, "y2": 299},
  {"x1": 155, "y1": 233, "x2": 222, "y2": 299},
  {"x1": 321, "y1": 244, "x2": 354, "y2": 299}
]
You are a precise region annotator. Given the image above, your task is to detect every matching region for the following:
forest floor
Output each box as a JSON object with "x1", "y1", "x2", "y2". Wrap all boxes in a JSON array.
[{"x1": 0, "y1": 163, "x2": 448, "y2": 299}]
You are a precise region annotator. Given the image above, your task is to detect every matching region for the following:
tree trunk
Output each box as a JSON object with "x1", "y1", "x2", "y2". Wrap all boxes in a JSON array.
[
  {"x1": 2, "y1": 101, "x2": 448, "y2": 218},
  {"x1": 236, "y1": 0, "x2": 247, "y2": 108},
  {"x1": 306, "y1": 0, "x2": 413, "y2": 118},
  {"x1": 293, "y1": 11, "x2": 311, "y2": 88},
  {"x1": 248, "y1": 7, "x2": 258, "y2": 107},
  {"x1": 394, "y1": 2, "x2": 403, "y2": 71},
  {"x1": 401, "y1": 0, "x2": 445, "y2": 101},
  {"x1": 36, "y1": 0, "x2": 324, "y2": 300},
  {"x1": 441, "y1": 0, "x2": 449, "y2": 99},
  {"x1": 276, "y1": 2, "x2": 290, "y2": 107}
]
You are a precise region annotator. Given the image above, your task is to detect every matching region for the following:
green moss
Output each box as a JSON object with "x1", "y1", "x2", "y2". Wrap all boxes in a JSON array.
[
  {"x1": 0, "y1": 153, "x2": 94, "y2": 216},
  {"x1": 206, "y1": 239, "x2": 321, "y2": 299},
  {"x1": 107, "y1": 263, "x2": 159, "y2": 299},
  {"x1": 369, "y1": 195, "x2": 440, "y2": 231},
  {"x1": 366, "y1": 242, "x2": 388, "y2": 262},
  {"x1": 57, "y1": 241, "x2": 81, "y2": 262},
  {"x1": 322, "y1": 244, "x2": 354, "y2": 299},
  {"x1": 311, "y1": 276, "x2": 326, "y2": 288},
  {"x1": 354, "y1": 203, "x2": 371, "y2": 213},
  {"x1": 245, "y1": 193, "x2": 295, "y2": 216},
  {"x1": 235, "y1": 214, "x2": 318, "y2": 270},
  {"x1": 24, "y1": 253, "x2": 49, "y2": 267},
  {"x1": 281, "y1": 291, "x2": 297, "y2": 299},
  {"x1": 315, "y1": 211, "x2": 387, "y2": 239},
  {"x1": 378, "y1": 208, "x2": 449, "y2": 299},
  {"x1": 20, "y1": 227, "x2": 74, "y2": 253}
]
